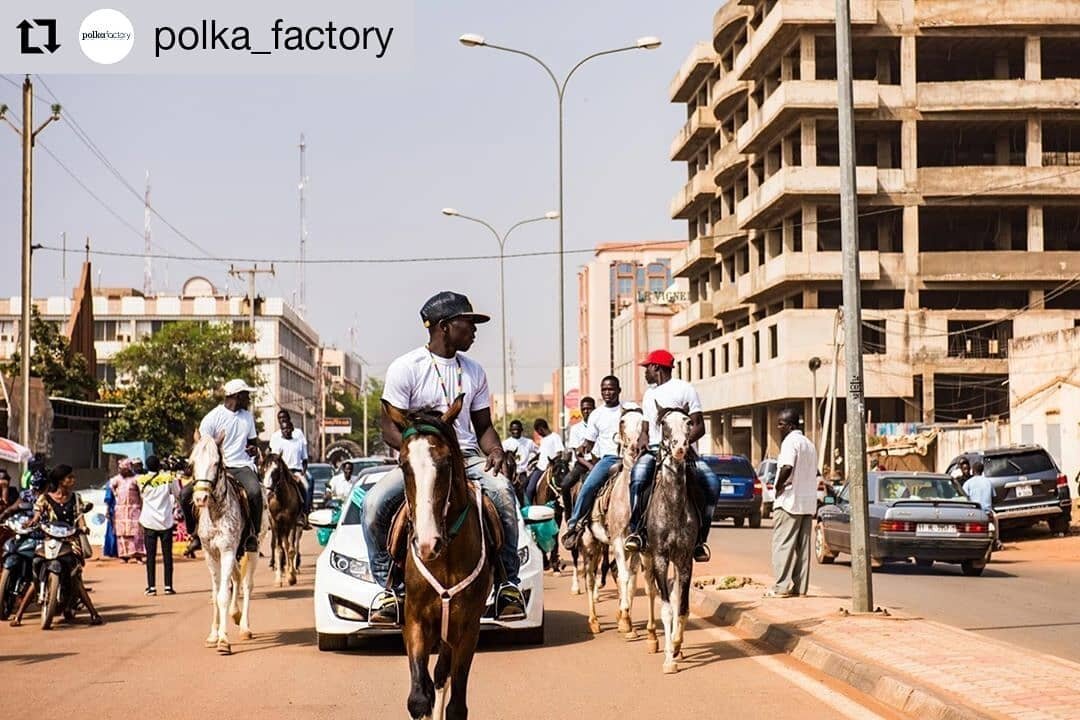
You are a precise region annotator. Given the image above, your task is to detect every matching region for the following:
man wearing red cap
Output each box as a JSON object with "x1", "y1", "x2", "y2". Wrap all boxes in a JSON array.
[{"x1": 624, "y1": 349, "x2": 720, "y2": 562}]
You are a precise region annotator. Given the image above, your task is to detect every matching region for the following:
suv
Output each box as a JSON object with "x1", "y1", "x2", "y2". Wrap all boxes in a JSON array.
[
  {"x1": 946, "y1": 445, "x2": 1072, "y2": 534},
  {"x1": 702, "y1": 454, "x2": 763, "y2": 528}
]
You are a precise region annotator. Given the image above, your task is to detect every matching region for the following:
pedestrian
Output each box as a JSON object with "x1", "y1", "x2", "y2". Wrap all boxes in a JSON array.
[
  {"x1": 109, "y1": 458, "x2": 145, "y2": 563},
  {"x1": 525, "y1": 418, "x2": 564, "y2": 507},
  {"x1": 137, "y1": 455, "x2": 181, "y2": 595},
  {"x1": 766, "y1": 407, "x2": 819, "y2": 598},
  {"x1": 102, "y1": 477, "x2": 118, "y2": 559},
  {"x1": 962, "y1": 461, "x2": 1001, "y2": 549},
  {"x1": 951, "y1": 457, "x2": 972, "y2": 483}
]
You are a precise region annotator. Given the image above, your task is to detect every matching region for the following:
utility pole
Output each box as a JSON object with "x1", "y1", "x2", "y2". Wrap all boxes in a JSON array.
[
  {"x1": 227, "y1": 264, "x2": 276, "y2": 331},
  {"x1": 143, "y1": 171, "x2": 153, "y2": 295},
  {"x1": 298, "y1": 133, "x2": 308, "y2": 318},
  {"x1": 316, "y1": 345, "x2": 325, "y2": 461},
  {"x1": 61, "y1": 232, "x2": 67, "y2": 298},
  {"x1": 835, "y1": 0, "x2": 873, "y2": 613}
]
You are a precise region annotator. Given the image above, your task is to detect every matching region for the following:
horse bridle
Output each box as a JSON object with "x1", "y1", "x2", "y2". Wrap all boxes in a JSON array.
[
  {"x1": 655, "y1": 407, "x2": 691, "y2": 484},
  {"x1": 400, "y1": 423, "x2": 471, "y2": 544}
]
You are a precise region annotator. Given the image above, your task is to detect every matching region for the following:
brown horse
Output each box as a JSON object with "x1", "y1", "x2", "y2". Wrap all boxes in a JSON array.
[
  {"x1": 261, "y1": 453, "x2": 303, "y2": 587},
  {"x1": 384, "y1": 396, "x2": 492, "y2": 720}
]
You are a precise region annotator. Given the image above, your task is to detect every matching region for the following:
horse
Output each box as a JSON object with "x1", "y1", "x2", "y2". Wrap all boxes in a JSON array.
[
  {"x1": 383, "y1": 396, "x2": 492, "y2": 720},
  {"x1": 640, "y1": 405, "x2": 699, "y2": 674},
  {"x1": 530, "y1": 453, "x2": 572, "y2": 573},
  {"x1": 261, "y1": 453, "x2": 303, "y2": 587},
  {"x1": 189, "y1": 433, "x2": 268, "y2": 655},
  {"x1": 577, "y1": 407, "x2": 646, "y2": 636}
]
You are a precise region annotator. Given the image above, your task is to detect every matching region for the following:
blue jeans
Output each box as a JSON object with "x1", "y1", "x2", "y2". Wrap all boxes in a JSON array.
[
  {"x1": 525, "y1": 468, "x2": 543, "y2": 507},
  {"x1": 362, "y1": 453, "x2": 521, "y2": 588},
  {"x1": 566, "y1": 455, "x2": 622, "y2": 528},
  {"x1": 629, "y1": 448, "x2": 720, "y2": 545}
]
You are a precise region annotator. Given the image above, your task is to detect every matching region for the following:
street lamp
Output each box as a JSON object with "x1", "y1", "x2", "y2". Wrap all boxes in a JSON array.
[
  {"x1": 458, "y1": 33, "x2": 661, "y2": 433},
  {"x1": 442, "y1": 207, "x2": 559, "y2": 436}
]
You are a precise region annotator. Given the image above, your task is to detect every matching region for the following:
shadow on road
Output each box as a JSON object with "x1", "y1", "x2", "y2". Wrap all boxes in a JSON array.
[
  {"x1": 2, "y1": 652, "x2": 77, "y2": 665},
  {"x1": 677, "y1": 636, "x2": 781, "y2": 671}
]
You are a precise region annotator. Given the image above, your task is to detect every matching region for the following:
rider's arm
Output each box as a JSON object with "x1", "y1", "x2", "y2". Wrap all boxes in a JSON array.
[
  {"x1": 472, "y1": 408, "x2": 505, "y2": 458},
  {"x1": 579, "y1": 439, "x2": 596, "y2": 458},
  {"x1": 689, "y1": 411, "x2": 706, "y2": 445},
  {"x1": 381, "y1": 403, "x2": 404, "y2": 451}
]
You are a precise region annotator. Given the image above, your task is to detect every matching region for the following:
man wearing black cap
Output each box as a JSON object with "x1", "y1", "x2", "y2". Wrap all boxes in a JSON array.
[{"x1": 361, "y1": 291, "x2": 526, "y2": 625}]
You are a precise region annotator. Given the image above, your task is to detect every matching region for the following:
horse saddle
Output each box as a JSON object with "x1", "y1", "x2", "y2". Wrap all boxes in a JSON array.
[
  {"x1": 591, "y1": 461, "x2": 624, "y2": 522},
  {"x1": 387, "y1": 490, "x2": 504, "y2": 572}
]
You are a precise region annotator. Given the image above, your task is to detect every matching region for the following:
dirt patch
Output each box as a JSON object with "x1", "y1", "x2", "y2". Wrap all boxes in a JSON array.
[{"x1": 693, "y1": 575, "x2": 757, "y2": 590}]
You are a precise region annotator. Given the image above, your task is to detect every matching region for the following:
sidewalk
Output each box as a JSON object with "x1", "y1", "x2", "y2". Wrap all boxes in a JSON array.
[{"x1": 690, "y1": 574, "x2": 1080, "y2": 720}]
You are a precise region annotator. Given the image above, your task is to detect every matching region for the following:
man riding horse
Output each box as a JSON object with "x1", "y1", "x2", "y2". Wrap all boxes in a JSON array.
[
  {"x1": 269, "y1": 409, "x2": 312, "y2": 530},
  {"x1": 362, "y1": 291, "x2": 527, "y2": 625}
]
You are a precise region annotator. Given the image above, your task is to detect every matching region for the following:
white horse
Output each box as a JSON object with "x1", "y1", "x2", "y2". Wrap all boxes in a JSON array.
[{"x1": 190, "y1": 433, "x2": 268, "y2": 654}]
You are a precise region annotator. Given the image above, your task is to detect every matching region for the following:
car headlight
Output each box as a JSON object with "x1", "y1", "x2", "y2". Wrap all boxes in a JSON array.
[
  {"x1": 518, "y1": 546, "x2": 529, "y2": 567},
  {"x1": 330, "y1": 551, "x2": 373, "y2": 583}
]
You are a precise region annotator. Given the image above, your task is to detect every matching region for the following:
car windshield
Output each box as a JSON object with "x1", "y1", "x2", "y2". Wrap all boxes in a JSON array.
[
  {"x1": 706, "y1": 457, "x2": 755, "y2": 477},
  {"x1": 983, "y1": 451, "x2": 1055, "y2": 477},
  {"x1": 339, "y1": 474, "x2": 387, "y2": 525},
  {"x1": 308, "y1": 465, "x2": 333, "y2": 481},
  {"x1": 878, "y1": 476, "x2": 961, "y2": 501}
]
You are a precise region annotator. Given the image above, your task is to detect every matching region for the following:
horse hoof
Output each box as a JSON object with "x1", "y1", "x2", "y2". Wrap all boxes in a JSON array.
[
  {"x1": 232, "y1": 613, "x2": 242, "y2": 626},
  {"x1": 288, "y1": 575, "x2": 297, "y2": 586},
  {"x1": 239, "y1": 630, "x2": 253, "y2": 640},
  {"x1": 617, "y1": 617, "x2": 632, "y2": 634},
  {"x1": 663, "y1": 661, "x2": 679, "y2": 675},
  {"x1": 588, "y1": 619, "x2": 601, "y2": 634},
  {"x1": 216, "y1": 640, "x2": 232, "y2": 655},
  {"x1": 205, "y1": 638, "x2": 218, "y2": 648},
  {"x1": 552, "y1": 568, "x2": 561, "y2": 577},
  {"x1": 624, "y1": 630, "x2": 639, "y2": 640},
  {"x1": 647, "y1": 636, "x2": 659, "y2": 654}
]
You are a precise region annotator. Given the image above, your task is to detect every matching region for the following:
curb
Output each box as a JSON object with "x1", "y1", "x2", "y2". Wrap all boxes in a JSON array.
[{"x1": 689, "y1": 587, "x2": 1002, "y2": 720}]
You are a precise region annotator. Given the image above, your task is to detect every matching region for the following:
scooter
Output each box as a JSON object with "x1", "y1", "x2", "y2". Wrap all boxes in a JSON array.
[
  {"x1": 0, "y1": 512, "x2": 38, "y2": 621},
  {"x1": 36, "y1": 520, "x2": 82, "y2": 630}
]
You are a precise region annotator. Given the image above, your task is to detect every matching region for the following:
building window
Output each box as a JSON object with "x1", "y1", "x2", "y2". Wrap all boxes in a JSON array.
[
  {"x1": 769, "y1": 325, "x2": 779, "y2": 359},
  {"x1": 96, "y1": 363, "x2": 117, "y2": 385},
  {"x1": 736, "y1": 338, "x2": 744, "y2": 368},
  {"x1": 0, "y1": 319, "x2": 15, "y2": 342},
  {"x1": 752, "y1": 331, "x2": 761, "y2": 364},
  {"x1": 947, "y1": 320, "x2": 1013, "y2": 359},
  {"x1": 709, "y1": 349, "x2": 716, "y2": 377},
  {"x1": 863, "y1": 319, "x2": 886, "y2": 354},
  {"x1": 722, "y1": 345, "x2": 730, "y2": 373},
  {"x1": 677, "y1": 361, "x2": 683, "y2": 379},
  {"x1": 93, "y1": 320, "x2": 118, "y2": 342},
  {"x1": 697, "y1": 353, "x2": 704, "y2": 379}
]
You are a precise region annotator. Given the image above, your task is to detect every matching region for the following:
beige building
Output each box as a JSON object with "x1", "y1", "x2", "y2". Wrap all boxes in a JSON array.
[
  {"x1": 322, "y1": 347, "x2": 364, "y2": 399},
  {"x1": 0, "y1": 276, "x2": 321, "y2": 443},
  {"x1": 670, "y1": 0, "x2": 1080, "y2": 463},
  {"x1": 577, "y1": 242, "x2": 688, "y2": 402}
]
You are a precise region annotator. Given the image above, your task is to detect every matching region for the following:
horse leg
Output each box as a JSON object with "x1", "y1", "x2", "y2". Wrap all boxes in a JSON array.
[
  {"x1": 643, "y1": 553, "x2": 659, "y2": 654},
  {"x1": 204, "y1": 553, "x2": 221, "y2": 648},
  {"x1": 585, "y1": 545, "x2": 601, "y2": 634},
  {"x1": 613, "y1": 539, "x2": 635, "y2": 638},
  {"x1": 445, "y1": 626, "x2": 480, "y2": 720},
  {"x1": 238, "y1": 553, "x2": 256, "y2": 640},
  {"x1": 405, "y1": 626, "x2": 434, "y2": 720},
  {"x1": 652, "y1": 556, "x2": 677, "y2": 674},
  {"x1": 216, "y1": 551, "x2": 236, "y2": 654},
  {"x1": 288, "y1": 524, "x2": 300, "y2": 585},
  {"x1": 673, "y1": 559, "x2": 692, "y2": 662},
  {"x1": 432, "y1": 646, "x2": 452, "y2": 720},
  {"x1": 271, "y1": 525, "x2": 283, "y2": 587},
  {"x1": 570, "y1": 544, "x2": 582, "y2": 595}
]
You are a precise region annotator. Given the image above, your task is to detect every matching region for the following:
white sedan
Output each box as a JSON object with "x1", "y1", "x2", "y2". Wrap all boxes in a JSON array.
[{"x1": 311, "y1": 470, "x2": 546, "y2": 651}]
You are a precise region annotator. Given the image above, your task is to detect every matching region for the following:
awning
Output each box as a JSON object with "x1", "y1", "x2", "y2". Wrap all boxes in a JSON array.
[
  {"x1": 102, "y1": 441, "x2": 154, "y2": 461},
  {"x1": 0, "y1": 436, "x2": 31, "y2": 464}
]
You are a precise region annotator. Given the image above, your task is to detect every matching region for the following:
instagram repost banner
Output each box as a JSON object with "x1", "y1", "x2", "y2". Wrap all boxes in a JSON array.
[{"x1": 0, "y1": 0, "x2": 412, "y2": 74}]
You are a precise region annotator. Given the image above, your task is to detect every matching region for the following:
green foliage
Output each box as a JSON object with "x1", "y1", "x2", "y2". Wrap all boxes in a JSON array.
[
  {"x1": 328, "y1": 377, "x2": 387, "y2": 456},
  {"x1": 101, "y1": 321, "x2": 261, "y2": 455},
  {"x1": 1, "y1": 306, "x2": 96, "y2": 400}
]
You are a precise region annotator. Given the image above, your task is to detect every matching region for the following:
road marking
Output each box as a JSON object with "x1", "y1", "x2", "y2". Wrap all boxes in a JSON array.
[{"x1": 693, "y1": 620, "x2": 890, "y2": 720}]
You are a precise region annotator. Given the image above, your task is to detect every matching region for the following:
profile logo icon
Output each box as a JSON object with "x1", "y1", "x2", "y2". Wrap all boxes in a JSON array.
[{"x1": 79, "y1": 9, "x2": 134, "y2": 65}]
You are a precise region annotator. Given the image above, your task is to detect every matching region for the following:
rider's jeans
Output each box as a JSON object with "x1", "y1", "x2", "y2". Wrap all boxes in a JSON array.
[
  {"x1": 566, "y1": 454, "x2": 621, "y2": 528},
  {"x1": 629, "y1": 448, "x2": 720, "y2": 544},
  {"x1": 362, "y1": 453, "x2": 521, "y2": 589}
]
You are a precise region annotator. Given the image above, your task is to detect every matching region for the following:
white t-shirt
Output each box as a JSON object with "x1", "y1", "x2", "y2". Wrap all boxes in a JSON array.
[
  {"x1": 199, "y1": 405, "x2": 258, "y2": 469},
  {"x1": 329, "y1": 473, "x2": 355, "y2": 501},
  {"x1": 137, "y1": 472, "x2": 181, "y2": 531},
  {"x1": 776, "y1": 430, "x2": 819, "y2": 515},
  {"x1": 536, "y1": 433, "x2": 565, "y2": 471},
  {"x1": 584, "y1": 403, "x2": 623, "y2": 458},
  {"x1": 502, "y1": 436, "x2": 536, "y2": 471},
  {"x1": 567, "y1": 421, "x2": 588, "y2": 450},
  {"x1": 270, "y1": 429, "x2": 308, "y2": 470},
  {"x1": 642, "y1": 379, "x2": 704, "y2": 445},
  {"x1": 382, "y1": 346, "x2": 491, "y2": 453}
]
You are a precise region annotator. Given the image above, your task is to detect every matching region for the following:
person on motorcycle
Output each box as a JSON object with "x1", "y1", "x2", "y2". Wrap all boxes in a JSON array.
[{"x1": 12, "y1": 465, "x2": 103, "y2": 627}]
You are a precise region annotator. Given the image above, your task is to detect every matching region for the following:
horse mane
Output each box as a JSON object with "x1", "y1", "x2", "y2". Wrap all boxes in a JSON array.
[{"x1": 403, "y1": 408, "x2": 466, "y2": 476}]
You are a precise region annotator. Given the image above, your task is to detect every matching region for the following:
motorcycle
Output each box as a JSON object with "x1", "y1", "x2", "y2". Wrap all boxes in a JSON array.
[
  {"x1": 36, "y1": 518, "x2": 84, "y2": 630},
  {"x1": 0, "y1": 512, "x2": 38, "y2": 621}
]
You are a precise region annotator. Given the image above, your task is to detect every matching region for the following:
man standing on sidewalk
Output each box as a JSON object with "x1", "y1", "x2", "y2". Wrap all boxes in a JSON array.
[{"x1": 766, "y1": 407, "x2": 819, "y2": 598}]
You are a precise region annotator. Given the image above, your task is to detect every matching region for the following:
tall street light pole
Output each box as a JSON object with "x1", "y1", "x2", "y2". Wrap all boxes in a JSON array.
[
  {"x1": 458, "y1": 34, "x2": 661, "y2": 434},
  {"x1": 442, "y1": 208, "x2": 559, "y2": 437}
]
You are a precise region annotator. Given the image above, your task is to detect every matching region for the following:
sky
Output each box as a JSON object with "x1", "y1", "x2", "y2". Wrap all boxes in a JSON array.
[{"x1": 0, "y1": 1, "x2": 722, "y2": 392}]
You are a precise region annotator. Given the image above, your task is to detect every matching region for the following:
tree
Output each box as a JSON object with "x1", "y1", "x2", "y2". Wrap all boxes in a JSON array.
[
  {"x1": 102, "y1": 321, "x2": 261, "y2": 455},
  {"x1": 1, "y1": 306, "x2": 96, "y2": 400},
  {"x1": 328, "y1": 377, "x2": 388, "y2": 456}
]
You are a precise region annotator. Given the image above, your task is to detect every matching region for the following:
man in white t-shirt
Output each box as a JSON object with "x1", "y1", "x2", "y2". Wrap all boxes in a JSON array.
[
  {"x1": 361, "y1": 291, "x2": 525, "y2": 625},
  {"x1": 502, "y1": 419, "x2": 537, "y2": 496},
  {"x1": 766, "y1": 407, "x2": 819, "y2": 598},
  {"x1": 625, "y1": 350, "x2": 721, "y2": 563},
  {"x1": 269, "y1": 409, "x2": 311, "y2": 527},
  {"x1": 562, "y1": 376, "x2": 625, "y2": 548},
  {"x1": 559, "y1": 396, "x2": 596, "y2": 518},
  {"x1": 525, "y1": 418, "x2": 565, "y2": 506}
]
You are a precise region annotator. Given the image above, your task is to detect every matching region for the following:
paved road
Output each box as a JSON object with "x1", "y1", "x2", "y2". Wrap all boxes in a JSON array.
[
  {"x1": 699, "y1": 517, "x2": 1080, "y2": 662},
  {"x1": 1, "y1": 535, "x2": 899, "y2": 720}
]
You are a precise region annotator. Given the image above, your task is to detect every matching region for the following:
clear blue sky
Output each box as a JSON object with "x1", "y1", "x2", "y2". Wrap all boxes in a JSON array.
[{"x1": 0, "y1": 0, "x2": 721, "y2": 392}]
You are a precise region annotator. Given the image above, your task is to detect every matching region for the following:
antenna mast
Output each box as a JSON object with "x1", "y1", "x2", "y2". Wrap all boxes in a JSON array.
[
  {"x1": 298, "y1": 133, "x2": 308, "y2": 317},
  {"x1": 143, "y1": 171, "x2": 152, "y2": 295}
]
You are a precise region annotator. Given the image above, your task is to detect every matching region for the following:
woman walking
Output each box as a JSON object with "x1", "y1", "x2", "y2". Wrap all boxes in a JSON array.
[
  {"x1": 137, "y1": 456, "x2": 181, "y2": 595},
  {"x1": 102, "y1": 471, "x2": 119, "y2": 559},
  {"x1": 109, "y1": 459, "x2": 145, "y2": 562}
]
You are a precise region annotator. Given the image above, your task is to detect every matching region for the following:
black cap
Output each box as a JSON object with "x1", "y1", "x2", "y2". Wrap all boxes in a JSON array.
[{"x1": 420, "y1": 291, "x2": 491, "y2": 328}]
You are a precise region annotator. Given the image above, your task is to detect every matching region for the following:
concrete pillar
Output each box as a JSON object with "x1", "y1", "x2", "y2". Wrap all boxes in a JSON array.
[
  {"x1": 783, "y1": 214, "x2": 795, "y2": 253},
  {"x1": 902, "y1": 120, "x2": 918, "y2": 185},
  {"x1": 804, "y1": 204, "x2": 819, "y2": 254},
  {"x1": 1027, "y1": 117, "x2": 1043, "y2": 167},
  {"x1": 800, "y1": 32, "x2": 816, "y2": 80},
  {"x1": 1025, "y1": 36, "x2": 1041, "y2": 81},
  {"x1": 766, "y1": 405, "x2": 782, "y2": 460},
  {"x1": 922, "y1": 371, "x2": 935, "y2": 424},
  {"x1": 804, "y1": 289, "x2": 819, "y2": 309},
  {"x1": 1029, "y1": 290, "x2": 1046, "y2": 310},
  {"x1": 877, "y1": 135, "x2": 892, "y2": 169},
  {"x1": 782, "y1": 133, "x2": 794, "y2": 167},
  {"x1": 900, "y1": 35, "x2": 917, "y2": 105},
  {"x1": 878, "y1": 214, "x2": 895, "y2": 253},
  {"x1": 902, "y1": 205, "x2": 920, "y2": 310},
  {"x1": 995, "y1": 129, "x2": 1011, "y2": 165},
  {"x1": 750, "y1": 406, "x2": 764, "y2": 465},
  {"x1": 877, "y1": 48, "x2": 892, "y2": 84},
  {"x1": 993, "y1": 50, "x2": 1010, "y2": 79},
  {"x1": 722, "y1": 412, "x2": 734, "y2": 454},
  {"x1": 801, "y1": 118, "x2": 817, "y2": 167},
  {"x1": 1028, "y1": 205, "x2": 1044, "y2": 251},
  {"x1": 781, "y1": 52, "x2": 794, "y2": 83}
]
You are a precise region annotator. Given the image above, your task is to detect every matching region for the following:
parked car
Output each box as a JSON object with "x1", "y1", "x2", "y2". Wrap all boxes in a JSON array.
[
  {"x1": 311, "y1": 469, "x2": 546, "y2": 651},
  {"x1": 815, "y1": 471, "x2": 994, "y2": 576},
  {"x1": 702, "y1": 454, "x2": 762, "y2": 528},
  {"x1": 306, "y1": 463, "x2": 334, "y2": 507},
  {"x1": 757, "y1": 459, "x2": 777, "y2": 519},
  {"x1": 945, "y1": 445, "x2": 1072, "y2": 534}
]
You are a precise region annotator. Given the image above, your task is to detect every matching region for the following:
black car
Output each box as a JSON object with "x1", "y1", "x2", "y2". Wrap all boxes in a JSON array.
[
  {"x1": 815, "y1": 472, "x2": 994, "y2": 576},
  {"x1": 945, "y1": 445, "x2": 1071, "y2": 534},
  {"x1": 702, "y1": 454, "x2": 763, "y2": 528}
]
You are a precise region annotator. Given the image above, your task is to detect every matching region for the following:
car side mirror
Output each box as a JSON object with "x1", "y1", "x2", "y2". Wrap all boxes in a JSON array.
[{"x1": 308, "y1": 508, "x2": 336, "y2": 529}]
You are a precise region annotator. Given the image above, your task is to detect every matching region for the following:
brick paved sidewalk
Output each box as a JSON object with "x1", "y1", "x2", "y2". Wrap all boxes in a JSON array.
[{"x1": 691, "y1": 575, "x2": 1080, "y2": 720}]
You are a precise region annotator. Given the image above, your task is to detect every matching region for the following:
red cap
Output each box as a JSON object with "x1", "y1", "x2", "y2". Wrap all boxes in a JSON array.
[{"x1": 640, "y1": 349, "x2": 675, "y2": 368}]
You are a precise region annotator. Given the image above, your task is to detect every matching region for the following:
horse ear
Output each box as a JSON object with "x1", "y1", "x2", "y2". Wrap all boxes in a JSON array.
[
  {"x1": 441, "y1": 393, "x2": 466, "y2": 425},
  {"x1": 382, "y1": 399, "x2": 410, "y2": 432}
]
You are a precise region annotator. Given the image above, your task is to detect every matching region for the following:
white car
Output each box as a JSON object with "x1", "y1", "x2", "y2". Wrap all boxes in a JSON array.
[
  {"x1": 311, "y1": 470, "x2": 546, "y2": 651},
  {"x1": 756, "y1": 460, "x2": 777, "y2": 519}
]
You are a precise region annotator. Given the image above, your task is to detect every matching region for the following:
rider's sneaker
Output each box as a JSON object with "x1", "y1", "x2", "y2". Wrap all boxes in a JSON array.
[
  {"x1": 693, "y1": 543, "x2": 711, "y2": 563},
  {"x1": 560, "y1": 523, "x2": 581, "y2": 551},
  {"x1": 624, "y1": 533, "x2": 644, "y2": 553},
  {"x1": 495, "y1": 583, "x2": 527, "y2": 622},
  {"x1": 368, "y1": 589, "x2": 403, "y2": 626}
]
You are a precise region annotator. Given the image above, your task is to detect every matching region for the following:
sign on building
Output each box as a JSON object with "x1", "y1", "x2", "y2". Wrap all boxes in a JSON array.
[{"x1": 323, "y1": 417, "x2": 352, "y2": 435}]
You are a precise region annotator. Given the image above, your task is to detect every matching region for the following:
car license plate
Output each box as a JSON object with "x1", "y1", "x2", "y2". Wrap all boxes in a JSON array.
[
  {"x1": 916, "y1": 523, "x2": 958, "y2": 537},
  {"x1": 721, "y1": 482, "x2": 735, "y2": 495},
  {"x1": 1015, "y1": 485, "x2": 1033, "y2": 498}
]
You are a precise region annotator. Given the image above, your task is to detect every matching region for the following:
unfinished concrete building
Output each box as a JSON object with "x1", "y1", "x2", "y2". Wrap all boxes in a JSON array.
[{"x1": 668, "y1": 0, "x2": 1080, "y2": 463}]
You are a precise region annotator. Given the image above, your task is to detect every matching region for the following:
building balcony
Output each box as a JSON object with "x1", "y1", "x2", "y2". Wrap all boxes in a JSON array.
[
  {"x1": 737, "y1": 80, "x2": 894, "y2": 155},
  {"x1": 670, "y1": 42, "x2": 716, "y2": 103},
  {"x1": 918, "y1": 79, "x2": 1080, "y2": 113},
  {"x1": 712, "y1": 214, "x2": 747, "y2": 253},
  {"x1": 712, "y1": 141, "x2": 747, "y2": 187},
  {"x1": 736, "y1": 165, "x2": 886, "y2": 228},
  {"x1": 713, "y1": 2, "x2": 751, "y2": 55},
  {"x1": 740, "y1": 250, "x2": 881, "y2": 303},
  {"x1": 711, "y1": 71, "x2": 749, "y2": 121},
  {"x1": 919, "y1": 251, "x2": 1080, "y2": 282},
  {"x1": 914, "y1": 0, "x2": 1080, "y2": 27},
  {"x1": 674, "y1": 235, "x2": 717, "y2": 278},
  {"x1": 670, "y1": 171, "x2": 718, "y2": 220},
  {"x1": 918, "y1": 166, "x2": 1080, "y2": 198},
  {"x1": 673, "y1": 300, "x2": 716, "y2": 337},
  {"x1": 671, "y1": 107, "x2": 718, "y2": 161},
  {"x1": 711, "y1": 282, "x2": 745, "y2": 317}
]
